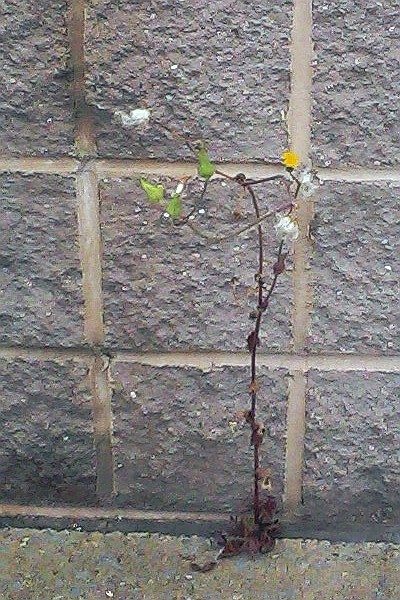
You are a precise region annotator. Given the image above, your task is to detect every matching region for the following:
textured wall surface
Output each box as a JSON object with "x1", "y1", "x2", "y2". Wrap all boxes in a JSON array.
[
  {"x1": 304, "y1": 371, "x2": 400, "y2": 525},
  {"x1": 0, "y1": 358, "x2": 96, "y2": 505},
  {"x1": 85, "y1": 0, "x2": 292, "y2": 160},
  {"x1": 0, "y1": 174, "x2": 84, "y2": 346},
  {"x1": 309, "y1": 181, "x2": 399, "y2": 353},
  {"x1": 0, "y1": 0, "x2": 74, "y2": 156},
  {"x1": 0, "y1": 0, "x2": 399, "y2": 540},
  {"x1": 312, "y1": 0, "x2": 400, "y2": 167},
  {"x1": 111, "y1": 363, "x2": 287, "y2": 512},
  {"x1": 100, "y1": 177, "x2": 292, "y2": 352}
]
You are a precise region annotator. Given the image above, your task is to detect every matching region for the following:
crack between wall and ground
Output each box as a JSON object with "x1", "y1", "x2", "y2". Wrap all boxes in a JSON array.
[{"x1": 0, "y1": 503, "x2": 399, "y2": 543}]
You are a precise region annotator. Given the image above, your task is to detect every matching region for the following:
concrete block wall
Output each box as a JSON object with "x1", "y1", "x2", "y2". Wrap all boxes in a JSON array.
[{"x1": 0, "y1": 0, "x2": 399, "y2": 537}]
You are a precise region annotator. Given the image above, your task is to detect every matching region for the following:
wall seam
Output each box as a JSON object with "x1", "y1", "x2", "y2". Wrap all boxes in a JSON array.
[
  {"x1": 67, "y1": 0, "x2": 97, "y2": 155},
  {"x1": 2, "y1": 158, "x2": 400, "y2": 181},
  {"x1": 76, "y1": 166, "x2": 114, "y2": 503},
  {"x1": 284, "y1": 0, "x2": 314, "y2": 515},
  {"x1": 113, "y1": 352, "x2": 400, "y2": 373},
  {"x1": 1, "y1": 347, "x2": 400, "y2": 371},
  {"x1": 88, "y1": 357, "x2": 115, "y2": 503},
  {"x1": 67, "y1": 0, "x2": 115, "y2": 504},
  {"x1": 76, "y1": 169, "x2": 104, "y2": 344},
  {"x1": 0, "y1": 503, "x2": 228, "y2": 523}
]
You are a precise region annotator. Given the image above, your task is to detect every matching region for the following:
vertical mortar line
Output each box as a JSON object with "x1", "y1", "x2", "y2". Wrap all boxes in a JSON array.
[
  {"x1": 67, "y1": 0, "x2": 97, "y2": 154},
  {"x1": 76, "y1": 168, "x2": 114, "y2": 503},
  {"x1": 76, "y1": 170, "x2": 104, "y2": 344},
  {"x1": 284, "y1": 0, "x2": 314, "y2": 515},
  {"x1": 89, "y1": 356, "x2": 115, "y2": 504}
]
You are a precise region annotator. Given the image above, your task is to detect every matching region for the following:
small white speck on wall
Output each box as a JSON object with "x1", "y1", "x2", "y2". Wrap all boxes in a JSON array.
[{"x1": 114, "y1": 108, "x2": 150, "y2": 127}]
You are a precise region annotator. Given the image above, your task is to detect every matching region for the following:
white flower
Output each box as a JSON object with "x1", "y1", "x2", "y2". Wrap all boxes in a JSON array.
[
  {"x1": 114, "y1": 108, "x2": 150, "y2": 127},
  {"x1": 175, "y1": 182, "x2": 184, "y2": 195},
  {"x1": 275, "y1": 214, "x2": 299, "y2": 242},
  {"x1": 298, "y1": 168, "x2": 318, "y2": 198}
]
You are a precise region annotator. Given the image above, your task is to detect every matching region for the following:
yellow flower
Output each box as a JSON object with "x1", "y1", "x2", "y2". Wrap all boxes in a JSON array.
[{"x1": 281, "y1": 150, "x2": 300, "y2": 169}]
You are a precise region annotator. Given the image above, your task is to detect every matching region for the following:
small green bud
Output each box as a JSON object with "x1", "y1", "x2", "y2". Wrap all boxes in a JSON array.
[
  {"x1": 166, "y1": 194, "x2": 183, "y2": 218},
  {"x1": 140, "y1": 177, "x2": 165, "y2": 204},
  {"x1": 197, "y1": 148, "x2": 215, "y2": 179}
]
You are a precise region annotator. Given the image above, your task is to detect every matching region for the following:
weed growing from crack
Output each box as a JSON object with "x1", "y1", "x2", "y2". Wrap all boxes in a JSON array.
[{"x1": 137, "y1": 114, "x2": 317, "y2": 561}]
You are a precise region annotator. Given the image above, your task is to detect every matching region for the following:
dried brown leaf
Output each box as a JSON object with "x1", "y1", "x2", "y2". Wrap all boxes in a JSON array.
[
  {"x1": 256, "y1": 467, "x2": 272, "y2": 490},
  {"x1": 251, "y1": 422, "x2": 265, "y2": 446},
  {"x1": 249, "y1": 380, "x2": 260, "y2": 394},
  {"x1": 219, "y1": 537, "x2": 244, "y2": 558},
  {"x1": 190, "y1": 560, "x2": 217, "y2": 572},
  {"x1": 247, "y1": 331, "x2": 260, "y2": 353}
]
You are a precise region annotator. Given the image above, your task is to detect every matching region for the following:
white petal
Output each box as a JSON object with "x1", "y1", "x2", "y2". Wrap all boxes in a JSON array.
[
  {"x1": 299, "y1": 170, "x2": 312, "y2": 184},
  {"x1": 275, "y1": 214, "x2": 299, "y2": 242}
]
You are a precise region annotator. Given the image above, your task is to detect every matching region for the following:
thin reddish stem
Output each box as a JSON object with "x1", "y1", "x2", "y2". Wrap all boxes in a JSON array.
[{"x1": 247, "y1": 183, "x2": 286, "y2": 526}]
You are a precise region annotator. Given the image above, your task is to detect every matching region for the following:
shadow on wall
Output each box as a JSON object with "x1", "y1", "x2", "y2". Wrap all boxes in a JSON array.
[{"x1": 0, "y1": 450, "x2": 96, "y2": 506}]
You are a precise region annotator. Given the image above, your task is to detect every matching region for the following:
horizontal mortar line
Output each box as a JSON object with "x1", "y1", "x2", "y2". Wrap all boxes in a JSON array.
[
  {"x1": 0, "y1": 157, "x2": 283, "y2": 177},
  {"x1": 0, "y1": 157, "x2": 79, "y2": 174},
  {"x1": 93, "y1": 160, "x2": 283, "y2": 178},
  {"x1": 209, "y1": 165, "x2": 400, "y2": 184},
  {"x1": 317, "y1": 167, "x2": 400, "y2": 183},
  {"x1": 0, "y1": 503, "x2": 229, "y2": 524},
  {"x1": 115, "y1": 351, "x2": 400, "y2": 372},
  {"x1": 0, "y1": 346, "x2": 95, "y2": 360},
  {"x1": 1, "y1": 347, "x2": 400, "y2": 371},
  {"x1": 2, "y1": 157, "x2": 400, "y2": 182}
]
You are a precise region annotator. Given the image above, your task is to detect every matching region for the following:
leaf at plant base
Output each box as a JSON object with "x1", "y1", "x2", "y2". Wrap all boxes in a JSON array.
[
  {"x1": 166, "y1": 194, "x2": 183, "y2": 218},
  {"x1": 197, "y1": 148, "x2": 215, "y2": 179},
  {"x1": 140, "y1": 177, "x2": 165, "y2": 204}
]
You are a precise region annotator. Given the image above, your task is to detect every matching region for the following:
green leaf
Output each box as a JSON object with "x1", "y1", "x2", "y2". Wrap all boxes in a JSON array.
[
  {"x1": 197, "y1": 148, "x2": 215, "y2": 179},
  {"x1": 140, "y1": 178, "x2": 165, "y2": 204},
  {"x1": 166, "y1": 194, "x2": 183, "y2": 218}
]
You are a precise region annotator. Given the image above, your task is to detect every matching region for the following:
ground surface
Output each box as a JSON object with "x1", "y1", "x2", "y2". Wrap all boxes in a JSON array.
[{"x1": 0, "y1": 528, "x2": 399, "y2": 599}]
